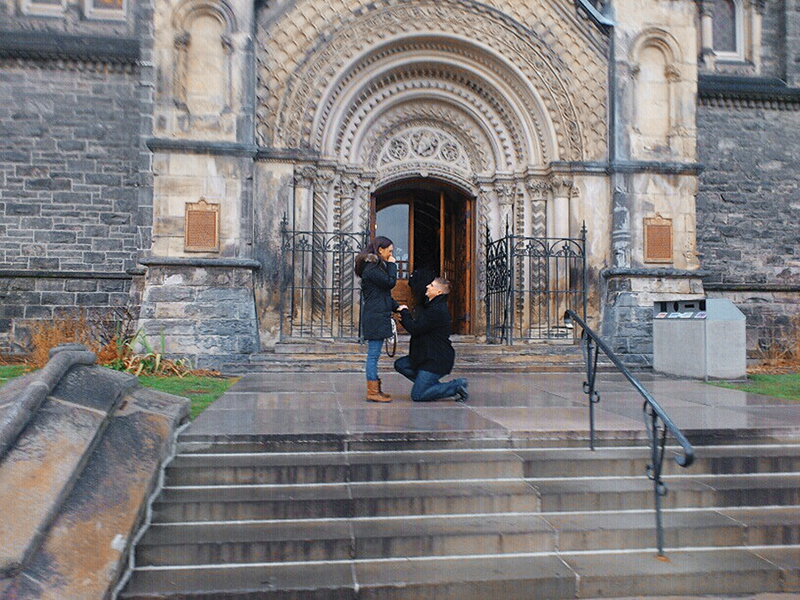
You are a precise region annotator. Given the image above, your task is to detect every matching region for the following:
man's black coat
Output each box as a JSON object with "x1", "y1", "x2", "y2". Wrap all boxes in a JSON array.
[{"x1": 398, "y1": 294, "x2": 455, "y2": 376}]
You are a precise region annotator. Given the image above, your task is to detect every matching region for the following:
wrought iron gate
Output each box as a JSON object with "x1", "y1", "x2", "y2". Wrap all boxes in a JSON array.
[
  {"x1": 485, "y1": 222, "x2": 587, "y2": 344},
  {"x1": 279, "y1": 217, "x2": 368, "y2": 340}
]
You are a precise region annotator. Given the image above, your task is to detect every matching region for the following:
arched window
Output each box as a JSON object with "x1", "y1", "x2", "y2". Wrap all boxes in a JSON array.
[{"x1": 712, "y1": 0, "x2": 744, "y2": 60}]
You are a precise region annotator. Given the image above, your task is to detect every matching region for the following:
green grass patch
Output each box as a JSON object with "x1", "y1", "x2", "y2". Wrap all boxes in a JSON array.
[
  {"x1": 713, "y1": 372, "x2": 800, "y2": 402},
  {"x1": 0, "y1": 364, "x2": 30, "y2": 387},
  {"x1": 137, "y1": 374, "x2": 239, "y2": 419}
]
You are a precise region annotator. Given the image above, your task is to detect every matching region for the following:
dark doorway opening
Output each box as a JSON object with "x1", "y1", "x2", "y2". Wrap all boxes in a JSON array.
[{"x1": 372, "y1": 179, "x2": 474, "y2": 335}]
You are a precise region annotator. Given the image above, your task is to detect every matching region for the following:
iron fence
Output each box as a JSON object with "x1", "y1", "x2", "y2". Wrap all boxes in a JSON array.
[
  {"x1": 279, "y1": 217, "x2": 368, "y2": 340},
  {"x1": 485, "y1": 222, "x2": 587, "y2": 344}
]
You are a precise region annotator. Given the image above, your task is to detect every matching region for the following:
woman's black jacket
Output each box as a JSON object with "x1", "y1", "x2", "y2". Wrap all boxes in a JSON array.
[
  {"x1": 359, "y1": 255, "x2": 398, "y2": 340},
  {"x1": 398, "y1": 294, "x2": 455, "y2": 376}
]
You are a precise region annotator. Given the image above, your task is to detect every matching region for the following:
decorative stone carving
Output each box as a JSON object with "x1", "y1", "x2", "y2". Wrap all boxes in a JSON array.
[
  {"x1": 256, "y1": 0, "x2": 607, "y2": 162},
  {"x1": 378, "y1": 127, "x2": 470, "y2": 173}
]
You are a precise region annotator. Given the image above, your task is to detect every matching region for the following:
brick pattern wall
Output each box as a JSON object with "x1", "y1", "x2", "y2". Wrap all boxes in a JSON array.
[
  {"x1": 0, "y1": 63, "x2": 141, "y2": 354},
  {"x1": 0, "y1": 64, "x2": 140, "y2": 272},
  {"x1": 696, "y1": 103, "x2": 800, "y2": 286},
  {"x1": 697, "y1": 101, "x2": 800, "y2": 354}
]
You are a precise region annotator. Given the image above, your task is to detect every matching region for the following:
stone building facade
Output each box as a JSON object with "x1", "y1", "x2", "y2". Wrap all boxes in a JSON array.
[{"x1": 1, "y1": 0, "x2": 798, "y2": 369}]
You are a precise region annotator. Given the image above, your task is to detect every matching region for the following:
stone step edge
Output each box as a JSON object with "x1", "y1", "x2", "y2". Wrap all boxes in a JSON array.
[
  {"x1": 130, "y1": 543, "x2": 800, "y2": 573},
  {"x1": 136, "y1": 504, "x2": 800, "y2": 531},
  {"x1": 169, "y1": 442, "x2": 800, "y2": 460},
  {"x1": 160, "y1": 470, "x2": 800, "y2": 491}
]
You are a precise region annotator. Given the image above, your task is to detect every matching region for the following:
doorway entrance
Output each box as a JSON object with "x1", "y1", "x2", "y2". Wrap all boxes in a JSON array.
[{"x1": 372, "y1": 180, "x2": 474, "y2": 335}]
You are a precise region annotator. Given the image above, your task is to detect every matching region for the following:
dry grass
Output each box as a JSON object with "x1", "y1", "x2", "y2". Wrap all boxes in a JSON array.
[
  {"x1": 749, "y1": 315, "x2": 800, "y2": 375},
  {"x1": 17, "y1": 309, "x2": 198, "y2": 377},
  {"x1": 26, "y1": 315, "x2": 103, "y2": 369}
]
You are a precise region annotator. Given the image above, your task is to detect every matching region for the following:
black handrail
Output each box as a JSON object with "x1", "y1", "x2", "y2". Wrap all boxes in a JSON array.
[{"x1": 564, "y1": 309, "x2": 695, "y2": 557}]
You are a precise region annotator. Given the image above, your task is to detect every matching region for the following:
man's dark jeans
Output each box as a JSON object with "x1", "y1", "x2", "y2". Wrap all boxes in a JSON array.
[{"x1": 394, "y1": 355, "x2": 463, "y2": 402}]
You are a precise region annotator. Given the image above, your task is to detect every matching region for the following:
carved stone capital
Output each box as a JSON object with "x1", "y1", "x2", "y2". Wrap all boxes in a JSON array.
[
  {"x1": 494, "y1": 181, "x2": 516, "y2": 206},
  {"x1": 293, "y1": 166, "x2": 315, "y2": 189},
  {"x1": 696, "y1": 0, "x2": 714, "y2": 18},
  {"x1": 526, "y1": 178, "x2": 551, "y2": 198},
  {"x1": 549, "y1": 175, "x2": 573, "y2": 197},
  {"x1": 174, "y1": 32, "x2": 191, "y2": 48}
]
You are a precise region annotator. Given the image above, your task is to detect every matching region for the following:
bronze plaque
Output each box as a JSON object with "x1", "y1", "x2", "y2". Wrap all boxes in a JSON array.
[
  {"x1": 644, "y1": 217, "x2": 672, "y2": 263},
  {"x1": 185, "y1": 200, "x2": 219, "y2": 252},
  {"x1": 92, "y1": 0, "x2": 124, "y2": 9}
]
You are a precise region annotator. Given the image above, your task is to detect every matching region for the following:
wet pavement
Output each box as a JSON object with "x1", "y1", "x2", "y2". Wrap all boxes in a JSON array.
[{"x1": 186, "y1": 369, "x2": 800, "y2": 441}]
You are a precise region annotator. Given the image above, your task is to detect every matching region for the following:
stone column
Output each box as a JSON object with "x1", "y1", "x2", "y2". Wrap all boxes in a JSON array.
[
  {"x1": 494, "y1": 181, "x2": 516, "y2": 235},
  {"x1": 697, "y1": 0, "x2": 716, "y2": 70},
  {"x1": 751, "y1": 0, "x2": 765, "y2": 75},
  {"x1": 292, "y1": 166, "x2": 314, "y2": 231},
  {"x1": 550, "y1": 176, "x2": 573, "y2": 240},
  {"x1": 526, "y1": 178, "x2": 549, "y2": 240}
]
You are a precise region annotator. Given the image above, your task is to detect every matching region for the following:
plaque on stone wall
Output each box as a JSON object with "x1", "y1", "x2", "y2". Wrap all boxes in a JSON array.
[
  {"x1": 184, "y1": 199, "x2": 219, "y2": 252},
  {"x1": 644, "y1": 216, "x2": 673, "y2": 263}
]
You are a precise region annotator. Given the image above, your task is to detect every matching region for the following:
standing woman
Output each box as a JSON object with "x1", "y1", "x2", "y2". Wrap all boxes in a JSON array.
[{"x1": 356, "y1": 236, "x2": 399, "y2": 402}]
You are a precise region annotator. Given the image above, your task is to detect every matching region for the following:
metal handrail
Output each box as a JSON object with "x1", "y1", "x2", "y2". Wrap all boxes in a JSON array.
[{"x1": 564, "y1": 309, "x2": 695, "y2": 557}]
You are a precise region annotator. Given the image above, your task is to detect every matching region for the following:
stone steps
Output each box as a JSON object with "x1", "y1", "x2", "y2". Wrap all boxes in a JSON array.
[
  {"x1": 134, "y1": 506, "x2": 800, "y2": 566},
  {"x1": 120, "y1": 438, "x2": 800, "y2": 598},
  {"x1": 121, "y1": 547, "x2": 800, "y2": 599},
  {"x1": 225, "y1": 339, "x2": 607, "y2": 374}
]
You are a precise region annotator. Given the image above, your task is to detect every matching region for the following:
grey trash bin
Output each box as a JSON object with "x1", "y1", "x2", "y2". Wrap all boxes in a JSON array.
[{"x1": 653, "y1": 298, "x2": 746, "y2": 380}]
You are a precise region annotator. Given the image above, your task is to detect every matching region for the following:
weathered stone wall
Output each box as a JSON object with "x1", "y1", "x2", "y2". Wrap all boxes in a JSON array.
[
  {"x1": 137, "y1": 260, "x2": 260, "y2": 370},
  {"x1": 697, "y1": 103, "x2": 800, "y2": 286},
  {"x1": 0, "y1": 63, "x2": 142, "y2": 354},
  {"x1": 0, "y1": 65, "x2": 141, "y2": 272},
  {"x1": 696, "y1": 99, "x2": 800, "y2": 354}
]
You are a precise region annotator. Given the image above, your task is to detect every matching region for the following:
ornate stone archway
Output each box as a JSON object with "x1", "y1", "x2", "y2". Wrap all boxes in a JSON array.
[{"x1": 255, "y1": 0, "x2": 608, "y2": 338}]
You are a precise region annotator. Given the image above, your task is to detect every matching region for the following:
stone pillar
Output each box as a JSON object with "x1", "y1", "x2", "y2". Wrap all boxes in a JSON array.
[
  {"x1": 751, "y1": 0, "x2": 765, "y2": 75},
  {"x1": 550, "y1": 176, "x2": 573, "y2": 240},
  {"x1": 526, "y1": 178, "x2": 549, "y2": 240},
  {"x1": 292, "y1": 166, "x2": 314, "y2": 231},
  {"x1": 495, "y1": 181, "x2": 516, "y2": 235},
  {"x1": 697, "y1": 0, "x2": 716, "y2": 70}
]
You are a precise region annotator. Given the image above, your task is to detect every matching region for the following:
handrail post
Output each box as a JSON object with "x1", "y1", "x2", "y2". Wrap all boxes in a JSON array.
[
  {"x1": 580, "y1": 329, "x2": 601, "y2": 451},
  {"x1": 645, "y1": 402, "x2": 670, "y2": 558},
  {"x1": 565, "y1": 308, "x2": 694, "y2": 558}
]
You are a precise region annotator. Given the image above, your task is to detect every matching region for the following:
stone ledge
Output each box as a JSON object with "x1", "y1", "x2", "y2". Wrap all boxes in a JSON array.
[
  {"x1": 0, "y1": 344, "x2": 96, "y2": 459},
  {"x1": 139, "y1": 256, "x2": 261, "y2": 269},
  {"x1": 602, "y1": 268, "x2": 709, "y2": 279},
  {"x1": 0, "y1": 350, "x2": 189, "y2": 597},
  {"x1": 0, "y1": 30, "x2": 139, "y2": 64}
]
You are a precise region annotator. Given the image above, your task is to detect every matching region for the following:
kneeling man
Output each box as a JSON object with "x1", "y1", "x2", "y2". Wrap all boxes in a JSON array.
[{"x1": 395, "y1": 277, "x2": 469, "y2": 402}]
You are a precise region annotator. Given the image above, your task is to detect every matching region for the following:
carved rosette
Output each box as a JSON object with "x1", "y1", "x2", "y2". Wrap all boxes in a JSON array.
[{"x1": 376, "y1": 126, "x2": 472, "y2": 181}]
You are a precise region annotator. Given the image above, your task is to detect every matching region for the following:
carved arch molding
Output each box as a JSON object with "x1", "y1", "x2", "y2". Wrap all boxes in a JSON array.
[{"x1": 256, "y1": 0, "x2": 607, "y2": 245}]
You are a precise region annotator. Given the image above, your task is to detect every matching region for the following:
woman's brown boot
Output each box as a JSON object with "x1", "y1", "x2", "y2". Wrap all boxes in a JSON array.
[
  {"x1": 377, "y1": 378, "x2": 392, "y2": 400},
  {"x1": 366, "y1": 380, "x2": 391, "y2": 402}
]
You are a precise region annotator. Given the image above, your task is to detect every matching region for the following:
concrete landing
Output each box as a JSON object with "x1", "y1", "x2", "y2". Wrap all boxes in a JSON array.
[{"x1": 184, "y1": 370, "x2": 800, "y2": 443}]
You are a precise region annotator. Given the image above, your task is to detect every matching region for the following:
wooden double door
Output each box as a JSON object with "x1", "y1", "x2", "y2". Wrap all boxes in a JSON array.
[{"x1": 372, "y1": 182, "x2": 474, "y2": 335}]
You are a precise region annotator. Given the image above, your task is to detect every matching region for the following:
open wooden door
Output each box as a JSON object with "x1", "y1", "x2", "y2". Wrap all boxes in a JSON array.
[
  {"x1": 374, "y1": 181, "x2": 474, "y2": 335},
  {"x1": 442, "y1": 193, "x2": 473, "y2": 334}
]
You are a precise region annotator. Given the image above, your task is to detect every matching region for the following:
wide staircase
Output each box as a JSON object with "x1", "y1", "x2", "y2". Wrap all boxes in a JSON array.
[
  {"x1": 119, "y1": 432, "x2": 800, "y2": 598},
  {"x1": 233, "y1": 338, "x2": 596, "y2": 374}
]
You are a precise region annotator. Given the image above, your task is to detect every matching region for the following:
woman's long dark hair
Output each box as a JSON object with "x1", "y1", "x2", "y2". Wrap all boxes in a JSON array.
[{"x1": 355, "y1": 236, "x2": 393, "y2": 277}]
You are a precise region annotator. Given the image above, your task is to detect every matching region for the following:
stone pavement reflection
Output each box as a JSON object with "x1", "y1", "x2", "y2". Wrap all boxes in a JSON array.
[{"x1": 186, "y1": 370, "x2": 800, "y2": 440}]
